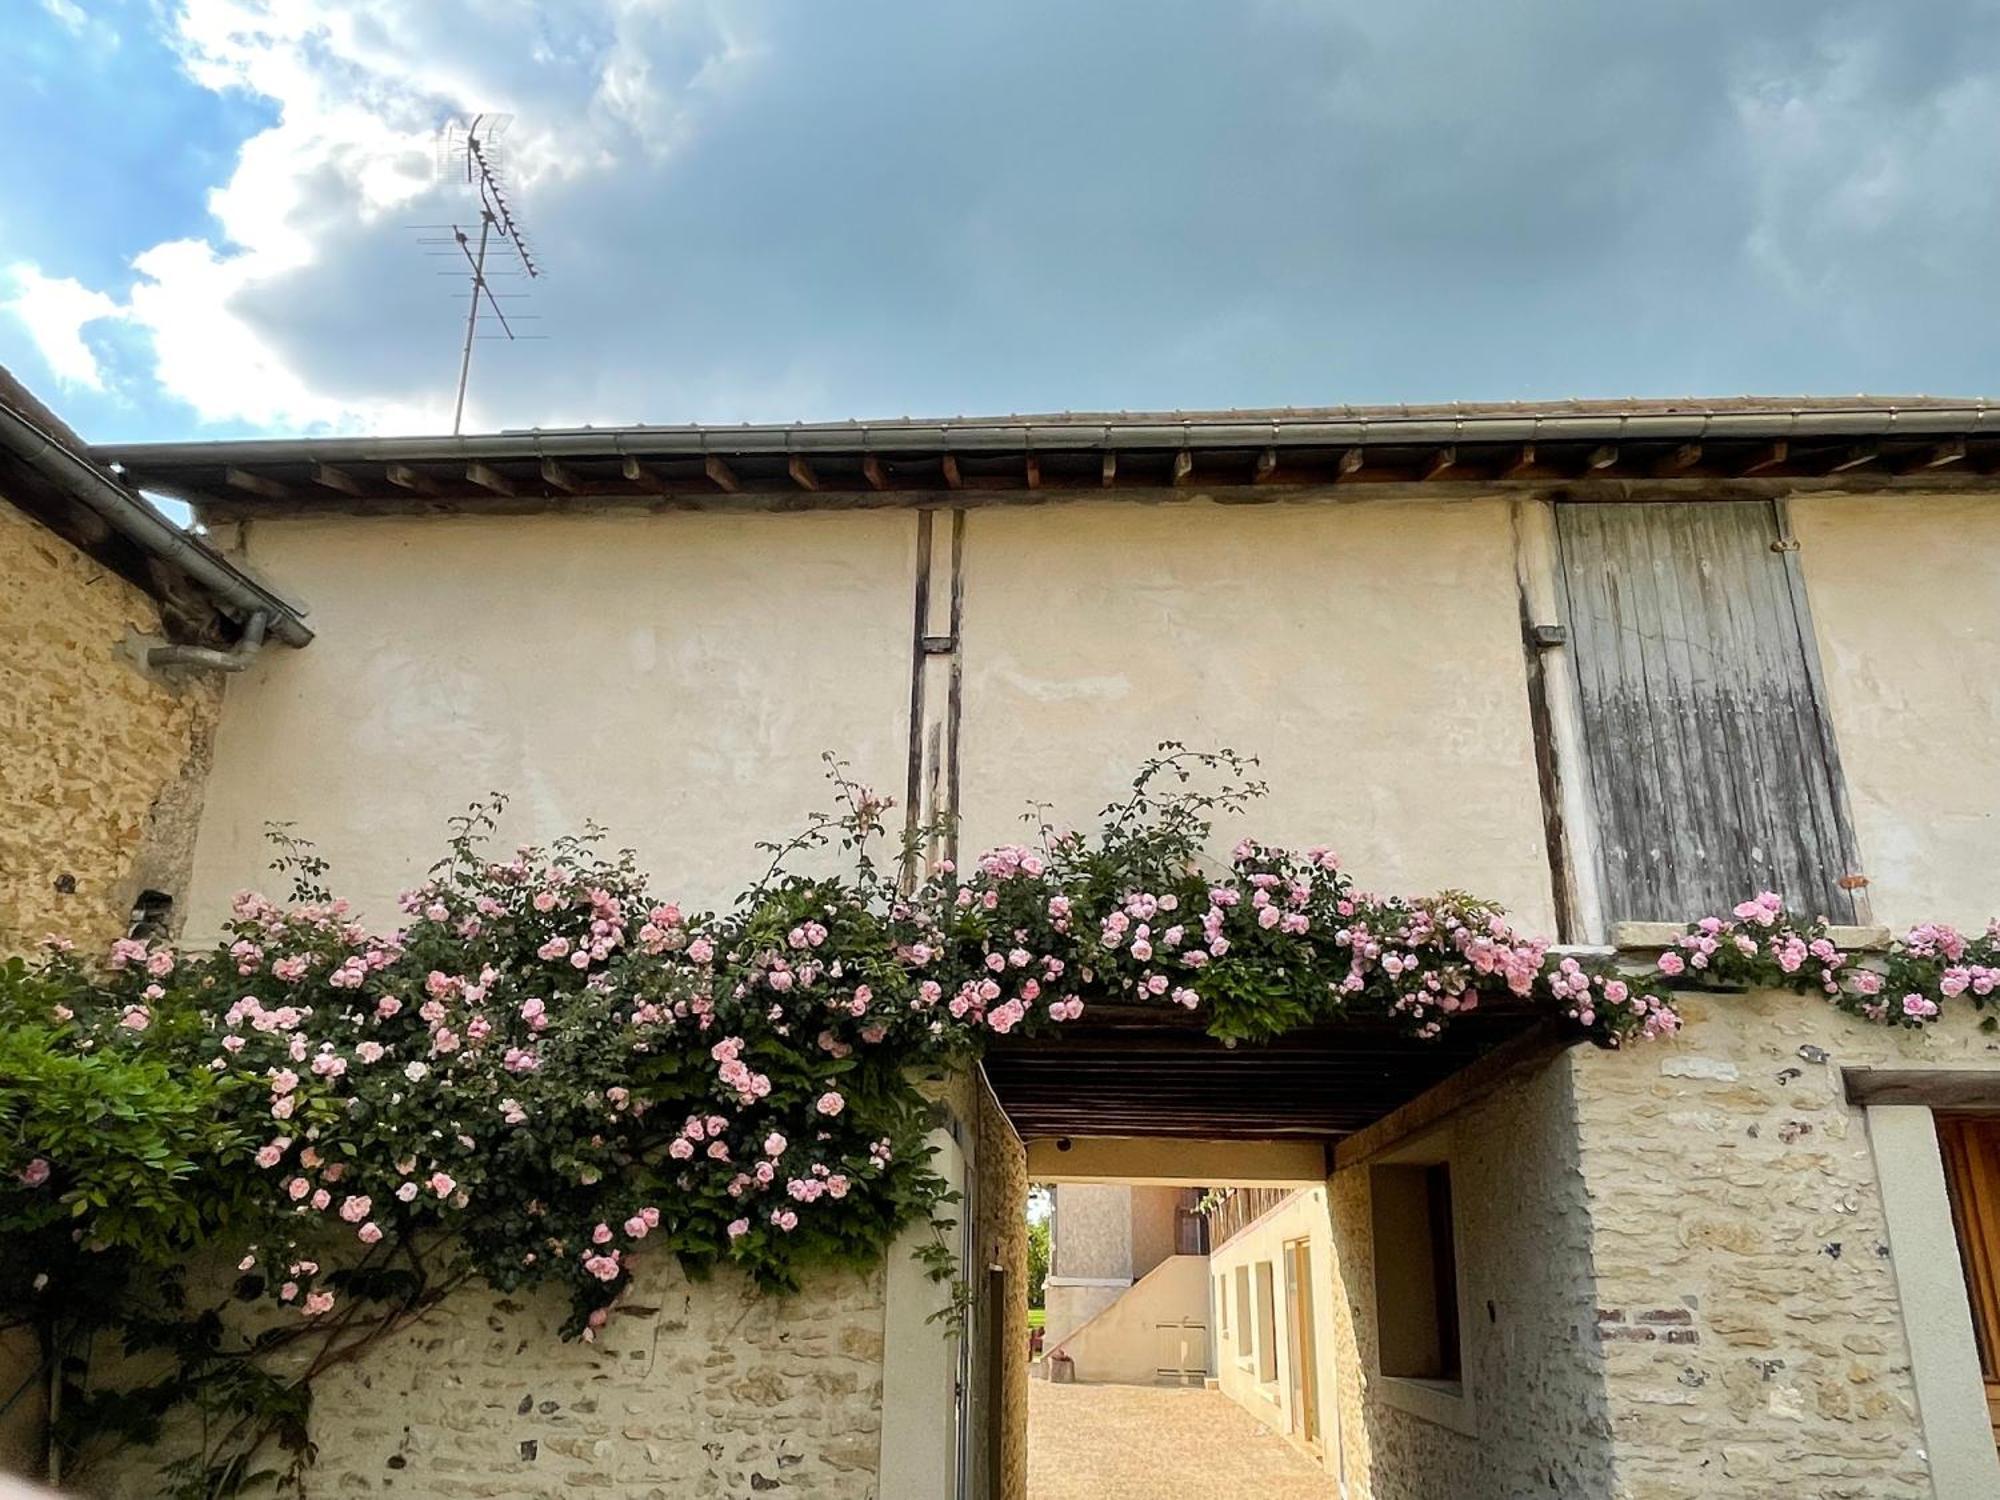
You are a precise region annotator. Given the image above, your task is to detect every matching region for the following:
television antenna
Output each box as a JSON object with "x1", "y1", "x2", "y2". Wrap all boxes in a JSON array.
[{"x1": 418, "y1": 114, "x2": 545, "y2": 435}]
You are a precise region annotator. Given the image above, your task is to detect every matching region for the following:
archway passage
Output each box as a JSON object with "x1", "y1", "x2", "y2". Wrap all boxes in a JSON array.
[{"x1": 985, "y1": 1000, "x2": 1572, "y2": 1500}]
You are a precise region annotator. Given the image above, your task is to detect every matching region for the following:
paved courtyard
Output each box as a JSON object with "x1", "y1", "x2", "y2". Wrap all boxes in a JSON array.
[{"x1": 1027, "y1": 1379, "x2": 1339, "y2": 1499}]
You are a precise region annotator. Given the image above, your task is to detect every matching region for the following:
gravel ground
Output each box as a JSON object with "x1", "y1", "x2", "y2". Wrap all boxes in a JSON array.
[{"x1": 1027, "y1": 1379, "x2": 1339, "y2": 1499}]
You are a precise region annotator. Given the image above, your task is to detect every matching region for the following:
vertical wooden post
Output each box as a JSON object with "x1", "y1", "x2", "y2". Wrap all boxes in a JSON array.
[{"x1": 985, "y1": 1264, "x2": 1006, "y2": 1499}]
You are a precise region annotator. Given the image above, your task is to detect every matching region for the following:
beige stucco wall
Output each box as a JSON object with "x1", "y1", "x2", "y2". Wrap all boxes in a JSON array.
[
  {"x1": 1790, "y1": 495, "x2": 2000, "y2": 932},
  {"x1": 1571, "y1": 989, "x2": 2000, "y2": 1499},
  {"x1": 1129, "y1": 1185, "x2": 1182, "y2": 1283},
  {"x1": 185, "y1": 511, "x2": 918, "y2": 929},
  {"x1": 1044, "y1": 1254, "x2": 1209, "y2": 1385},
  {"x1": 1210, "y1": 1187, "x2": 1341, "y2": 1469},
  {"x1": 0, "y1": 497, "x2": 218, "y2": 954},
  {"x1": 956, "y1": 499, "x2": 1557, "y2": 932}
]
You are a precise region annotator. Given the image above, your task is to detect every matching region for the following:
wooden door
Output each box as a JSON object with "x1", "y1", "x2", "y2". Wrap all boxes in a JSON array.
[
  {"x1": 1283, "y1": 1238, "x2": 1322, "y2": 1449},
  {"x1": 1937, "y1": 1115, "x2": 2000, "y2": 1449},
  {"x1": 1554, "y1": 500, "x2": 1860, "y2": 923}
]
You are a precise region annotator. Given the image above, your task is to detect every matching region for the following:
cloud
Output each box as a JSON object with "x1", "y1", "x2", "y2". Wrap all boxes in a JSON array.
[
  {"x1": 3, "y1": 264, "x2": 123, "y2": 390},
  {"x1": 11, "y1": 1, "x2": 2000, "y2": 439}
]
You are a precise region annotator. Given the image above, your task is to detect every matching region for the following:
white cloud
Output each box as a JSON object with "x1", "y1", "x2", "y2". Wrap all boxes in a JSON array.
[
  {"x1": 38, "y1": 0, "x2": 89, "y2": 35},
  {"x1": 3, "y1": 264, "x2": 122, "y2": 390},
  {"x1": 23, "y1": 0, "x2": 759, "y2": 432}
]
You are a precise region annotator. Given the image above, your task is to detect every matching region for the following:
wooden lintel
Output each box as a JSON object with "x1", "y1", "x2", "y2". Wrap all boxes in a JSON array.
[
  {"x1": 1843, "y1": 1068, "x2": 2000, "y2": 1109},
  {"x1": 1171, "y1": 450, "x2": 1195, "y2": 487},
  {"x1": 862, "y1": 455, "x2": 890, "y2": 491},
  {"x1": 1898, "y1": 438, "x2": 1967, "y2": 474},
  {"x1": 1334, "y1": 447, "x2": 1364, "y2": 481},
  {"x1": 1024, "y1": 454, "x2": 1041, "y2": 490},
  {"x1": 1253, "y1": 448, "x2": 1279, "y2": 484},
  {"x1": 940, "y1": 455, "x2": 962, "y2": 490},
  {"x1": 1827, "y1": 441, "x2": 1880, "y2": 474},
  {"x1": 539, "y1": 457, "x2": 579, "y2": 493},
  {"x1": 1652, "y1": 441, "x2": 1703, "y2": 477},
  {"x1": 385, "y1": 463, "x2": 439, "y2": 496},
  {"x1": 787, "y1": 455, "x2": 819, "y2": 492},
  {"x1": 1499, "y1": 444, "x2": 1537, "y2": 480},
  {"x1": 311, "y1": 463, "x2": 366, "y2": 497},
  {"x1": 704, "y1": 454, "x2": 740, "y2": 493},
  {"x1": 1583, "y1": 444, "x2": 1619, "y2": 473},
  {"x1": 1421, "y1": 446, "x2": 1458, "y2": 482},
  {"x1": 1740, "y1": 440, "x2": 1789, "y2": 475},
  {"x1": 465, "y1": 461, "x2": 517, "y2": 497},
  {"x1": 225, "y1": 467, "x2": 294, "y2": 502},
  {"x1": 1101, "y1": 452, "x2": 1118, "y2": 488}
]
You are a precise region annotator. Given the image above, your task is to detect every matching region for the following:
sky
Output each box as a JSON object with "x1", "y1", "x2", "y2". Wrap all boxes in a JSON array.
[{"x1": 4, "y1": 0, "x2": 1999, "y2": 446}]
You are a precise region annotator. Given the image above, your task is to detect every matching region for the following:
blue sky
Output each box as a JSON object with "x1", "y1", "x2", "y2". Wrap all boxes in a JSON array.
[{"x1": 5, "y1": 1, "x2": 1999, "y2": 445}]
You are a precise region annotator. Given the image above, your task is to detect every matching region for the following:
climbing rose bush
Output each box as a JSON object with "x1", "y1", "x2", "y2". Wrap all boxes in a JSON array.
[{"x1": 2, "y1": 745, "x2": 1699, "y2": 1491}]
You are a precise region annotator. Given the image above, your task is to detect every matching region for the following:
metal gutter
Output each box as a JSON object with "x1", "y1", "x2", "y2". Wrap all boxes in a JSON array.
[
  {"x1": 90, "y1": 399, "x2": 2000, "y2": 470},
  {"x1": 0, "y1": 400, "x2": 313, "y2": 648}
]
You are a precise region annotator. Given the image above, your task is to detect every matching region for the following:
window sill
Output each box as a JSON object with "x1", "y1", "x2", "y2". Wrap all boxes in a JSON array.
[
  {"x1": 1376, "y1": 1374, "x2": 1474, "y2": 1436},
  {"x1": 1608, "y1": 921, "x2": 1888, "y2": 953}
]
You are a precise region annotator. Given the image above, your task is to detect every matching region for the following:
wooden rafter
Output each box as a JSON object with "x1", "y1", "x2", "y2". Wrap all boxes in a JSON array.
[
  {"x1": 385, "y1": 463, "x2": 438, "y2": 496},
  {"x1": 225, "y1": 467, "x2": 294, "y2": 502},
  {"x1": 1740, "y1": 440, "x2": 1789, "y2": 475},
  {"x1": 465, "y1": 462, "x2": 517, "y2": 497},
  {"x1": 1253, "y1": 448, "x2": 1279, "y2": 484},
  {"x1": 1334, "y1": 447, "x2": 1364, "y2": 481},
  {"x1": 862, "y1": 455, "x2": 891, "y2": 492},
  {"x1": 1652, "y1": 442, "x2": 1702, "y2": 477},
  {"x1": 539, "y1": 457, "x2": 579, "y2": 493},
  {"x1": 621, "y1": 456, "x2": 667, "y2": 491},
  {"x1": 311, "y1": 463, "x2": 366, "y2": 497},
  {"x1": 1827, "y1": 441, "x2": 1880, "y2": 474},
  {"x1": 1898, "y1": 438, "x2": 1967, "y2": 474},
  {"x1": 940, "y1": 455, "x2": 962, "y2": 490},
  {"x1": 704, "y1": 454, "x2": 739, "y2": 493},
  {"x1": 1583, "y1": 444, "x2": 1618, "y2": 474},
  {"x1": 1422, "y1": 446, "x2": 1458, "y2": 482},
  {"x1": 1024, "y1": 454, "x2": 1041, "y2": 490},
  {"x1": 787, "y1": 455, "x2": 819, "y2": 492},
  {"x1": 1171, "y1": 450, "x2": 1195, "y2": 487},
  {"x1": 1499, "y1": 444, "x2": 1537, "y2": 480},
  {"x1": 1101, "y1": 452, "x2": 1118, "y2": 488}
]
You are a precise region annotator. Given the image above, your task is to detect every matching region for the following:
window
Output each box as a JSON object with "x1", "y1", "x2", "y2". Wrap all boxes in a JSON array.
[
  {"x1": 1372, "y1": 1163, "x2": 1462, "y2": 1383},
  {"x1": 1554, "y1": 500, "x2": 1860, "y2": 923},
  {"x1": 1234, "y1": 1265, "x2": 1251, "y2": 1359},
  {"x1": 1255, "y1": 1261, "x2": 1279, "y2": 1384}
]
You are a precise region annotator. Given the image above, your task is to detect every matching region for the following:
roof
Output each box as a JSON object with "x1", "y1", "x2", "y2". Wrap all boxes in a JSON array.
[
  {"x1": 92, "y1": 395, "x2": 2000, "y2": 518},
  {"x1": 0, "y1": 367, "x2": 311, "y2": 645}
]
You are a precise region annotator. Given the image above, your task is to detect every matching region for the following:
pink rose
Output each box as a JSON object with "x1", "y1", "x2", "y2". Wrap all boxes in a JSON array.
[
  {"x1": 815, "y1": 1092, "x2": 845, "y2": 1117},
  {"x1": 429, "y1": 1172, "x2": 456, "y2": 1199},
  {"x1": 357, "y1": 1222, "x2": 383, "y2": 1244},
  {"x1": 727, "y1": 1218, "x2": 750, "y2": 1239},
  {"x1": 17, "y1": 1158, "x2": 50, "y2": 1188}
]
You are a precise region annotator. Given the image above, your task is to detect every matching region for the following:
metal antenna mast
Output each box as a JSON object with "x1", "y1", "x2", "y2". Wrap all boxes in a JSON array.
[{"x1": 433, "y1": 115, "x2": 542, "y2": 435}]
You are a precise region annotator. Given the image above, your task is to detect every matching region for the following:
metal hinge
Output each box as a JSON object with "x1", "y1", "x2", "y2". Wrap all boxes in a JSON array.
[{"x1": 1527, "y1": 623, "x2": 1567, "y2": 648}]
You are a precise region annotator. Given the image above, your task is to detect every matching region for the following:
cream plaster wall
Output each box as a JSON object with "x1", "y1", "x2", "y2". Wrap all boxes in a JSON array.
[
  {"x1": 1210, "y1": 1187, "x2": 1341, "y2": 1474},
  {"x1": 1129, "y1": 1185, "x2": 1182, "y2": 1282},
  {"x1": 186, "y1": 511, "x2": 917, "y2": 930},
  {"x1": 1570, "y1": 989, "x2": 2000, "y2": 1499},
  {"x1": 1789, "y1": 495, "x2": 2000, "y2": 932},
  {"x1": 954, "y1": 499, "x2": 1558, "y2": 933},
  {"x1": 1043, "y1": 1254, "x2": 1209, "y2": 1386}
]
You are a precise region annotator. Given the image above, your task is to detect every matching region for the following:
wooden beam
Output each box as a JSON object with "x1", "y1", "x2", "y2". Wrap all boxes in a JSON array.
[
  {"x1": 1421, "y1": 446, "x2": 1458, "y2": 482},
  {"x1": 1333, "y1": 1023, "x2": 1569, "y2": 1169},
  {"x1": 704, "y1": 454, "x2": 739, "y2": 493},
  {"x1": 1253, "y1": 448, "x2": 1279, "y2": 484},
  {"x1": 465, "y1": 461, "x2": 517, "y2": 497},
  {"x1": 539, "y1": 457, "x2": 579, "y2": 493},
  {"x1": 1171, "y1": 450, "x2": 1195, "y2": 487},
  {"x1": 1499, "y1": 444, "x2": 1537, "y2": 480},
  {"x1": 787, "y1": 455, "x2": 819, "y2": 492},
  {"x1": 1024, "y1": 1137, "x2": 1328, "y2": 1188},
  {"x1": 1827, "y1": 441, "x2": 1880, "y2": 474},
  {"x1": 1583, "y1": 444, "x2": 1619, "y2": 474},
  {"x1": 225, "y1": 467, "x2": 294, "y2": 502},
  {"x1": 620, "y1": 455, "x2": 667, "y2": 491},
  {"x1": 862, "y1": 455, "x2": 890, "y2": 492},
  {"x1": 311, "y1": 463, "x2": 366, "y2": 497},
  {"x1": 385, "y1": 463, "x2": 439, "y2": 496},
  {"x1": 1652, "y1": 441, "x2": 1702, "y2": 477},
  {"x1": 940, "y1": 455, "x2": 962, "y2": 490},
  {"x1": 1024, "y1": 454, "x2": 1041, "y2": 490},
  {"x1": 1898, "y1": 438, "x2": 1967, "y2": 474},
  {"x1": 1334, "y1": 447, "x2": 1364, "y2": 481},
  {"x1": 1740, "y1": 440, "x2": 1789, "y2": 475},
  {"x1": 1844, "y1": 1069, "x2": 2000, "y2": 1109},
  {"x1": 1101, "y1": 452, "x2": 1118, "y2": 488}
]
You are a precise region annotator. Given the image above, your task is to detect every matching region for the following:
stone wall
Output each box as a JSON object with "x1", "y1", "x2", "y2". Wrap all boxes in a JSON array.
[
  {"x1": 0, "y1": 496, "x2": 217, "y2": 955},
  {"x1": 1569, "y1": 989, "x2": 2000, "y2": 1499},
  {"x1": 974, "y1": 1080, "x2": 1028, "y2": 1500},
  {"x1": 88, "y1": 1258, "x2": 887, "y2": 1500},
  {"x1": 1326, "y1": 1051, "x2": 1615, "y2": 1500}
]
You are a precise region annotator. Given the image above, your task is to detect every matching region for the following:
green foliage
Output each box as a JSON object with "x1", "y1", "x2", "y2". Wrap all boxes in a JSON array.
[{"x1": 1025, "y1": 1217, "x2": 1050, "y2": 1310}]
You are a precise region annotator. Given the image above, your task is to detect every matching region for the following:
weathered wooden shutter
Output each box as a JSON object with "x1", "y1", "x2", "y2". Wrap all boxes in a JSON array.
[{"x1": 1554, "y1": 500, "x2": 1859, "y2": 924}]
